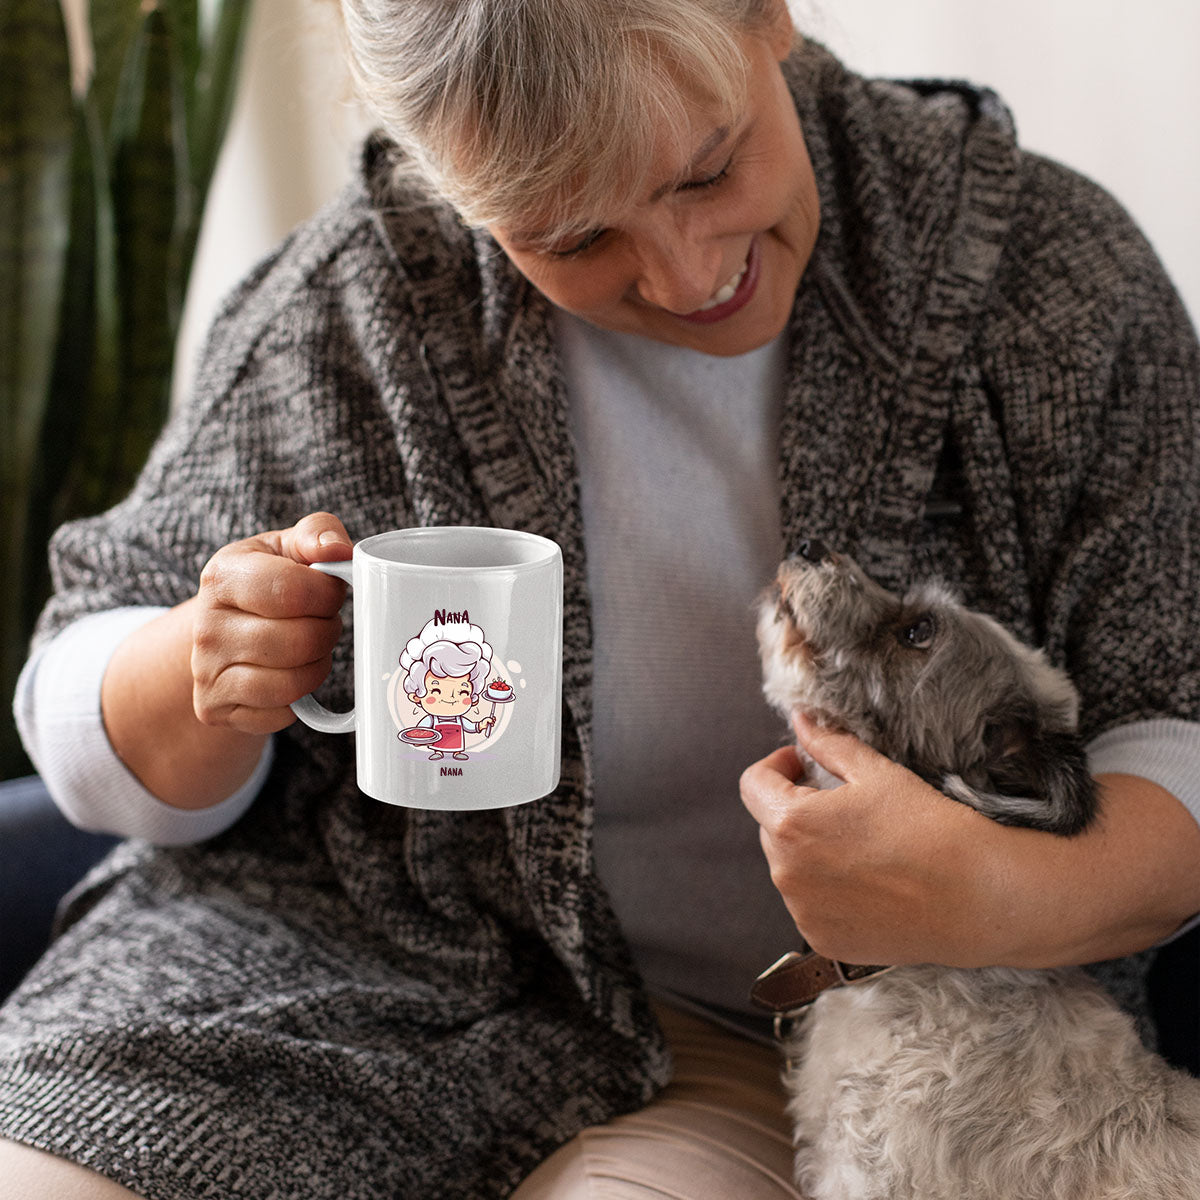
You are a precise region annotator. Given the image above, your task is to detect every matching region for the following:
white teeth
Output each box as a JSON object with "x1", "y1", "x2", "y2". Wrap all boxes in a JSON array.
[{"x1": 697, "y1": 260, "x2": 748, "y2": 311}]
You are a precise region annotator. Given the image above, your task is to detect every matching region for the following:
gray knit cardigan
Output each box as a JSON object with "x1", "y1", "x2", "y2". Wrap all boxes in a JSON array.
[{"x1": 1, "y1": 41, "x2": 1197, "y2": 1200}]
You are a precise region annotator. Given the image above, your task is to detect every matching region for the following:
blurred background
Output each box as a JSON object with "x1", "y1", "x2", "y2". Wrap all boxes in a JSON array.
[{"x1": 177, "y1": 0, "x2": 1200, "y2": 404}]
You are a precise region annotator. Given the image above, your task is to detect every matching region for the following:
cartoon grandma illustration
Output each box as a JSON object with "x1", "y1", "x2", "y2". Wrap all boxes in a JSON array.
[{"x1": 399, "y1": 617, "x2": 495, "y2": 759}]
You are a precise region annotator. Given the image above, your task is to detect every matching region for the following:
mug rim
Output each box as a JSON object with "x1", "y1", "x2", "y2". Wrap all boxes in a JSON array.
[{"x1": 354, "y1": 525, "x2": 561, "y2": 573}]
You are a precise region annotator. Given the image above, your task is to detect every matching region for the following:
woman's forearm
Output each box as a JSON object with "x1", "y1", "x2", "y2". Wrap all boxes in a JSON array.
[
  {"x1": 98, "y1": 515, "x2": 351, "y2": 810},
  {"x1": 997, "y1": 772, "x2": 1200, "y2": 967},
  {"x1": 100, "y1": 597, "x2": 269, "y2": 809}
]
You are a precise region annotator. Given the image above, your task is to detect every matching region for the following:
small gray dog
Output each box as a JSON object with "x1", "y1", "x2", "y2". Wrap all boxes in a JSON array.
[{"x1": 754, "y1": 540, "x2": 1200, "y2": 1200}]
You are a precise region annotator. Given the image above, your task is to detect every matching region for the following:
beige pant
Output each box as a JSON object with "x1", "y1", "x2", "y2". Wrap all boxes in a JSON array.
[{"x1": 512, "y1": 1003, "x2": 804, "y2": 1199}]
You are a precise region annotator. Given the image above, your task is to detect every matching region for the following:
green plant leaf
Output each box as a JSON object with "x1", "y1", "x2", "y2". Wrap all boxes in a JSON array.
[
  {"x1": 0, "y1": 0, "x2": 75, "y2": 489},
  {"x1": 89, "y1": 0, "x2": 143, "y2": 142},
  {"x1": 26, "y1": 90, "x2": 117, "y2": 585},
  {"x1": 165, "y1": 0, "x2": 201, "y2": 118},
  {"x1": 0, "y1": 0, "x2": 76, "y2": 775},
  {"x1": 86, "y1": 2, "x2": 190, "y2": 511},
  {"x1": 179, "y1": 0, "x2": 252, "y2": 279},
  {"x1": 191, "y1": 0, "x2": 252, "y2": 185}
]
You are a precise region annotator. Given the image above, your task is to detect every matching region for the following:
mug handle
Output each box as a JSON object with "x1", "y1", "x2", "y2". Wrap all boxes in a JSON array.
[{"x1": 290, "y1": 559, "x2": 356, "y2": 733}]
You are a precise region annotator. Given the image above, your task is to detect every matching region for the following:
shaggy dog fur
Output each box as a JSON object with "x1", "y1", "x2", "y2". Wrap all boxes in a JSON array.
[{"x1": 755, "y1": 542, "x2": 1200, "y2": 1200}]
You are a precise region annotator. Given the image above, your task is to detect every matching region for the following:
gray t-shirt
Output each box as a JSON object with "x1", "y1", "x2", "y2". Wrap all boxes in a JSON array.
[{"x1": 558, "y1": 310, "x2": 806, "y2": 1025}]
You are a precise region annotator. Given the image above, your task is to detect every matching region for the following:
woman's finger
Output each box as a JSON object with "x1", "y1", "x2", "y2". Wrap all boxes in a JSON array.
[
  {"x1": 194, "y1": 657, "x2": 335, "y2": 727},
  {"x1": 193, "y1": 609, "x2": 342, "y2": 672},
  {"x1": 198, "y1": 540, "x2": 347, "y2": 619},
  {"x1": 740, "y1": 743, "x2": 818, "y2": 827},
  {"x1": 791, "y1": 712, "x2": 891, "y2": 784}
]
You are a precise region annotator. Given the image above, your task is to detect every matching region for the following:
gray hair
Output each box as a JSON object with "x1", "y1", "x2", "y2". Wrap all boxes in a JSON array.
[
  {"x1": 403, "y1": 638, "x2": 491, "y2": 700},
  {"x1": 339, "y1": 0, "x2": 783, "y2": 240}
]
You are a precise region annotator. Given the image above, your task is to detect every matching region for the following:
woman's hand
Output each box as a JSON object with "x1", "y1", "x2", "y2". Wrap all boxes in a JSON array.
[
  {"x1": 741, "y1": 715, "x2": 1006, "y2": 967},
  {"x1": 191, "y1": 512, "x2": 352, "y2": 734},
  {"x1": 101, "y1": 512, "x2": 352, "y2": 808},
  {"x1": 740, "y1": 714, "x2": 1200, "y2": 969}
]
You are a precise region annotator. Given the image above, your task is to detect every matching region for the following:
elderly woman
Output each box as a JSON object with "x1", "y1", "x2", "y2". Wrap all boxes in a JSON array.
[{"x1": 4, "y1": 1, "x2": 1199, "y2": 1196}]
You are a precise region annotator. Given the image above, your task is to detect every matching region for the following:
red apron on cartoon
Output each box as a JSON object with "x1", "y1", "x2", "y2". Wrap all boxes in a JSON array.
[{"x1": 433, "y1": 719, "x2": 465, "y2": 752}]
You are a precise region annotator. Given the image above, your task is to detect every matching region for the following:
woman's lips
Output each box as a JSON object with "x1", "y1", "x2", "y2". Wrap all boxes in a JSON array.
[{"x1": 675, "y1": 237, "x2": 761, "y2": 325}]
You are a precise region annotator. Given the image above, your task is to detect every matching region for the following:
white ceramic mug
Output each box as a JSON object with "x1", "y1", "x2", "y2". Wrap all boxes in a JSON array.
[{"x1": 292, "y1": 526, "x2": 563, "y2": 811}]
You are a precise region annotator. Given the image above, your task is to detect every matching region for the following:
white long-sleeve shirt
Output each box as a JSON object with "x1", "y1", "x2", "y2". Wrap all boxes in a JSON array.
[{"x1": 13, "y1": 607, "x2": 272, "y2": 846}]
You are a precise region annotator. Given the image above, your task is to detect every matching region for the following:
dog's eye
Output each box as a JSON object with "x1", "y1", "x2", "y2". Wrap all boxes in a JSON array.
[{"x1": 898, "y1": 615, "x2": 936, "y2": 649}]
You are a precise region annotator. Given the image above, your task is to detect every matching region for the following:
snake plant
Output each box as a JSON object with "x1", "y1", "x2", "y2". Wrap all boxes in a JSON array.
[{"x1": 1, "y1": 0, "x2": 252, "y2": 776}]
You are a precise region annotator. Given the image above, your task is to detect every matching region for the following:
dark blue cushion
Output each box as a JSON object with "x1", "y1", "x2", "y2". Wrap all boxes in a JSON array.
[{"x1": 0, "y1": 775, "x2": 119, "y2": 999}]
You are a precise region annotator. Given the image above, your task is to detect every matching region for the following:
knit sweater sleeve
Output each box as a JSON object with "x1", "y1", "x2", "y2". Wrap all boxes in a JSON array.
[{"x1": 978, "y1": 151, "x2": 1200, "y2": 743}]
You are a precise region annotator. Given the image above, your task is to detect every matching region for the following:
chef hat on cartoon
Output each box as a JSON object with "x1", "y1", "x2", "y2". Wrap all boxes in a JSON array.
[{"x1": 399, "y1": 617, "x2": 493, "y2": 699}]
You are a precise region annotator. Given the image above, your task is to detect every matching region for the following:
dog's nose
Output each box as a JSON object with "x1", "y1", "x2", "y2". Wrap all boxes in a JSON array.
[{"x1": 796, "y1": 537, "x2": 831, "y2": 563}]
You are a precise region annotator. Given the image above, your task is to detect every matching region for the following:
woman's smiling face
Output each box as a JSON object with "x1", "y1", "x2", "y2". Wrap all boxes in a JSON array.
[{"x1": 488, "y1": 19, "x2": 819, "y2": 357}]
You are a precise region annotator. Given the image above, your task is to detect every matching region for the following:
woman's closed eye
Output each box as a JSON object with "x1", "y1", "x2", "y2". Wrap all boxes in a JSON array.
[
  {"x1": 676, "y1": 156, "x2": 733, "y2": 193},
  {"x1": 548, "y1": 155, "x2": 736, "y2": 258},
  {"x1": 551, "y1": 227, "x2": 608, "y2": 258}
]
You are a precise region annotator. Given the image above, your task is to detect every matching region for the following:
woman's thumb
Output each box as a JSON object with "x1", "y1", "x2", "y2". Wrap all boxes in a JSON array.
[
  {"x1": 285, "y1": 512, "x2": 353, "y2": 564},
  {"x1": 791, "y1": 711, "x2": 884, "y2": 783}
]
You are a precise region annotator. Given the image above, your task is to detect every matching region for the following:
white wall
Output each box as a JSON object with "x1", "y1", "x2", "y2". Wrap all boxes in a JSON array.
[{"x1": 177, "y1": 0, "x2": 1200, "y2": 400}]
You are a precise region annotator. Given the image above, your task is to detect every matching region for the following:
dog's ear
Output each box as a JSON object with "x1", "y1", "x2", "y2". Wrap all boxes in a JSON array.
[{"x1": 941, "y1": 722, "x2": 1098, "y2": 836}]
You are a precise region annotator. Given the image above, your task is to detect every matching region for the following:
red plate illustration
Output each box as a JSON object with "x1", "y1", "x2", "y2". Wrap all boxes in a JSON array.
[{"x1": 400, "y1": 727, "x2": 442, "y2": 744}]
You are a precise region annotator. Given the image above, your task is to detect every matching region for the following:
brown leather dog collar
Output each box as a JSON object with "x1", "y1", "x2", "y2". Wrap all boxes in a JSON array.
[{"x1": 750, "y1": 949, "x2": 896, "y2": 1017}]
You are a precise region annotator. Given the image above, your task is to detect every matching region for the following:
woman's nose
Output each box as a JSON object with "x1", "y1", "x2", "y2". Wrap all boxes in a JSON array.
[{"x1": 632, "y1": 229, "x2": 724, "y2": 314}]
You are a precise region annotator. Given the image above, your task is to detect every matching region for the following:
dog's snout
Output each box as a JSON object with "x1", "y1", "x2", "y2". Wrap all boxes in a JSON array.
[{"x1": 797, "y1": 537, "x2": 831, "y2": 564}]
